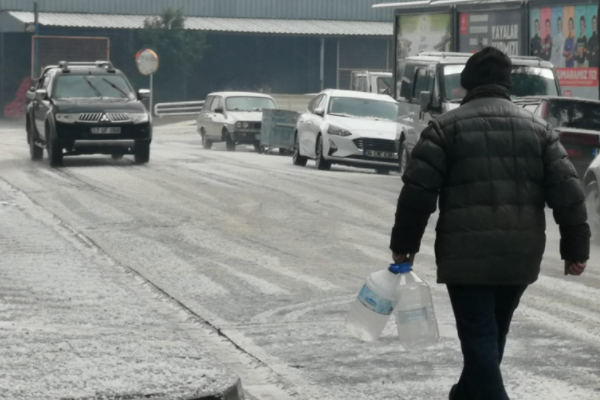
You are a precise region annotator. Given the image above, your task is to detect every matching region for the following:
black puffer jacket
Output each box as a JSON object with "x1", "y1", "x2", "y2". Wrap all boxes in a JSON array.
[{"x1": 391, "y1": 85, "x2": 590, "y2": 285}]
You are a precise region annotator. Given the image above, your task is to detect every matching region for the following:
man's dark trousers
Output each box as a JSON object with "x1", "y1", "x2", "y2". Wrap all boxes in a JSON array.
[{"x1": 447, "y1": 285, "x2": 528, "y2": 400}]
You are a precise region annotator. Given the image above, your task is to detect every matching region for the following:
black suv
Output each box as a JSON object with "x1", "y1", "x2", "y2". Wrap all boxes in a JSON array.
[{"x1": 26, "y1": 61, "x2": 152, "y2": 166}]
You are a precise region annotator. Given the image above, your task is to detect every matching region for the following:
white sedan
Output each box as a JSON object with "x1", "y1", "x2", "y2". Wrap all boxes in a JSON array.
[{"x1": 292, "y1": 90, "x2": 401, "y2": 173}]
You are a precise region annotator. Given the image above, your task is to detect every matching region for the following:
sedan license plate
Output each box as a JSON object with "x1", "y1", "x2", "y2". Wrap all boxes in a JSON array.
[
  {"x1": 91, "y1": 127, "x2": 121, "y2": 134},
  {"x1": 364, "y1": 150, "x2": 397, "y2": 159}
]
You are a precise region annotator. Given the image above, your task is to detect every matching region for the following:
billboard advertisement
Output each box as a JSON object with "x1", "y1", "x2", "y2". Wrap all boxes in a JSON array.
[
  {"x1": 531, "y1": 5, "x2": 599, "y2": 98},
  {"x1": 396, "y1": 13, "x2": 452, "y2": 59},
  {"x1": 458, "y1": 9, "x2": 523, "y2": 55}
]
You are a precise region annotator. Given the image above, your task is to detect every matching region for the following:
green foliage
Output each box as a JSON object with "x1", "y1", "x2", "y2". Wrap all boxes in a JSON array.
[{"x1": 137, "y1": 8, "x2": 207, "y2": 100}]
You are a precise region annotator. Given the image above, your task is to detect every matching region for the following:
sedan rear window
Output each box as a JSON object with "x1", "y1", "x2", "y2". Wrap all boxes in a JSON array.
[
  {"x1": 54, "y1": 75, "x2": 135, "y2": 99},
  {"x1": 545, "y1": 100, "x2": 600, "y2": 131}
]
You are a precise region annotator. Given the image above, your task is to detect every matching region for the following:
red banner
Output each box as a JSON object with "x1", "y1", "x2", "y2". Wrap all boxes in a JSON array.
[{"x1": 556, "y1": 68, "x2": 599, "y2": 87}]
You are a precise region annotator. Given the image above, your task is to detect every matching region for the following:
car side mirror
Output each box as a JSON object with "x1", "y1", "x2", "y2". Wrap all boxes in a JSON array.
[
  {"x1": 138, "y1": 89, "x2": 150, "y2": 100},
  {"x1": 419, "y1": 91, "x2": 432, "y2": 113},
  {"x1": 35, "y1": 89, "x2": 48, "y2": 101},
  {"x1": 314, "y1": 107, "x2": 325, "y2": 117},
  {"x1": 214, "y1": 107, "x2": 224, "y2": 114}
]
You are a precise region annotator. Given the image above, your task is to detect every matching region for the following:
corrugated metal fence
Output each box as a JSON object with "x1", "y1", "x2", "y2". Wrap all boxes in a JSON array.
[{"x1": 0, "y1": 0, "x2": 403, "y2": 21}]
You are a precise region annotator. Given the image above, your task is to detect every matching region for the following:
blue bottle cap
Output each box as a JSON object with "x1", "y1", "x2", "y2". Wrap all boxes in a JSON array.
[{"x1": 389, "y1": 262, "x2": 412, "y2": 274}]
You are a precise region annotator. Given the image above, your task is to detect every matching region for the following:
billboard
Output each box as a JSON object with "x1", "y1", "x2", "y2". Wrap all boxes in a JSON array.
[
  {"x1": 459, "y1": 9, "x2": 523, "y2": 55},
  {"x1": 531, "y1": 5, "x2": 598, "y2": 98},
  {"x1": 396, "y1": 13, "x2": 452, "y2": 59}
]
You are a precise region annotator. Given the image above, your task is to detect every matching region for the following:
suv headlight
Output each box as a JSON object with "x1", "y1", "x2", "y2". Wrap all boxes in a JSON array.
[
  {"x1": 55, "y1": 113, "x2": 80, "y2": 124},
  {"x1": 328, "y1": 126, "x2": 352, "y2": 137},
  {"x1": 129, "y1": 113, "x2": 149, "y2": 124},
  {"x1": 236, "y1": 122, "x2": 243, "y2": 129}
]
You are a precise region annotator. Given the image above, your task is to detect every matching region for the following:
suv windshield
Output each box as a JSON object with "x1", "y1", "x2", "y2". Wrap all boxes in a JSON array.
[
  {"x1": 225, "y1": 97, "x2": 276, "y2": 111},
  {"x1": 545, "y1": 100, "x2": 600, "y2": 131},
  {"x1": 328, "y1": 97, "x2": 398, "y2": 121},
  {"x1": 377, "y1": 77, "x2": 393, "y2": 94},
  {"x1": 443, "y1": 65, "x2": 559, "y2": 102},
  {"x1": 54, "y1": 75, "x2": 135, "y2": 99}
]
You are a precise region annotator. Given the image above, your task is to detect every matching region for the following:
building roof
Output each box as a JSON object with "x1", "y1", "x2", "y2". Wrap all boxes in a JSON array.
[
  {"x1": 4, "y1": 11, "x2": 393, "y2": 36},
  {"x1": 0, "y1": 0, "x2": 395, "y2": 22}
]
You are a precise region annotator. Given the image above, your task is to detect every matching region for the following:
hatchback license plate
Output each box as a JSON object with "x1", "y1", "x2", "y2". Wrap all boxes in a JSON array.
[
  {"x1": 91, "y1": 127, "x2": 121, "y2": 134},
  {"x1": 364, "y1": 150, "x2": 397, "y2": 159}
]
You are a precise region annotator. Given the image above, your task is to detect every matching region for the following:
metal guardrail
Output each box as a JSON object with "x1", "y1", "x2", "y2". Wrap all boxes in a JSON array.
[
  {"x1": 154, "y1": 101, "x2": 205, "y2": 117},
  {"x1": 153, "y1": 94, "x2": 313, "y2": 118}
]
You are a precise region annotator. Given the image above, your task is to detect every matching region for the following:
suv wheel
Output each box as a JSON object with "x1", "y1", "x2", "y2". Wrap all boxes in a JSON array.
[
  {"x1": 292, "y1": 132, "x2": 308, "y2": 166},
  {"x1": 134, "y1": 144, "x2": 151, "y2": 164},
  {"x1": 585, "y1": 182, "x2": 600, "y2": 238},
  {"x1": 46, "y1": 126, "x2": 63, "y2": 167},
  {"x1": 28, "y1": 123, "x2": 43, "y2": 161},
  {"x1": 315, "y1": 135, "x2": 331, "y2": 171}
]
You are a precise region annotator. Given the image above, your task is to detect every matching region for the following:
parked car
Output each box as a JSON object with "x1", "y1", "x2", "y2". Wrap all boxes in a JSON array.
[
  {"x1": 584, "y1": 157, "x2": 600, "y2": 237},
  {"x1": 292, "y1": 89, "x2": 411, "y2": 173},
  {"x1": 515, "y1": 96, "x2": 600, "y2": 178},
  {"x1": 394, "y1": 52, "x2": 562, "y2": 173},
  {"x1": 350, "y1": 71, "x2": 393, "y2": 96},
  {"x1": 197, "y1": 92, "x2": 277, "y2": 152},
  {"x1": 26, "y1": 61, "x2": 152, "y2": 167}
]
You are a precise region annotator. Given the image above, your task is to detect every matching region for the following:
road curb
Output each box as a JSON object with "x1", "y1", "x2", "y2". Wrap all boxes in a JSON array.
[
  {"x1": 196, "y1": 378, "x2": 244, "y2": 400},
  {"x1": 62, "y1": 378, "x2": 244, "y2": 400}
]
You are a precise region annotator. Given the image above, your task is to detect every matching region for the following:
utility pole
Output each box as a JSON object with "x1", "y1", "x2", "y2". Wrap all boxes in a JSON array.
[{"x1": 33, "y1": 2, "x2": 40, "y2": 78}]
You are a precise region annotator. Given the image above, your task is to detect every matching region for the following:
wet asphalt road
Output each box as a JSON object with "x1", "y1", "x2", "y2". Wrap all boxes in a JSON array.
[{"x1": 1, "y1": 119, "x2": 599, "y2": 400}]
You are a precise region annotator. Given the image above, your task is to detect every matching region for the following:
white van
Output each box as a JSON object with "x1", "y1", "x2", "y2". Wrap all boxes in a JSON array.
[{"x1": 350, "y1": 71, "x2": 393, "y2": 96}]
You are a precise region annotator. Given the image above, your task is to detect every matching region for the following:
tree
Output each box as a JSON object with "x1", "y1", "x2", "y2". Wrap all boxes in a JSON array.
[{"x1": 138, "y1": 8, "x2": 207, "y2": 101}]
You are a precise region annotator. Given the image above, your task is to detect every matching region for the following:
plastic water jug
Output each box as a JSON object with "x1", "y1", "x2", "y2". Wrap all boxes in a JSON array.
[
  {"x1": 345, "y1": 263, "x2": 412, "y2": 342},
  {"x1": 394, "y1": 267, "x2": 439, "y2": 349}
]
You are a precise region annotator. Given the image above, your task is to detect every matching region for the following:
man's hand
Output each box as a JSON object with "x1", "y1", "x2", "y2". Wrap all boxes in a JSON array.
[
  {"x1": 565, "y1": 261, "x2": 587, "y2": 276},
  {"x1": 392, "y1": 253, "x2": 414, "y2": 264}
]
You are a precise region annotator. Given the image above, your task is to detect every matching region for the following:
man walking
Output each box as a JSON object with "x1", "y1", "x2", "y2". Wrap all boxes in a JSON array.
[{"x1": 390, "y1": 47, "x2": 590, "y2": 400}]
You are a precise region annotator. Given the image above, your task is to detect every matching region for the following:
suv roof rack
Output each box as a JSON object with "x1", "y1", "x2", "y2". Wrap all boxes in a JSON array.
[
  {"x1": 58, "y1": 61, "x2": 116, "y2": 73},
  {"x1": 510, "y1": 56, "x2": 543, "y2": 61},
  {"x1": 417, "y1": 52, "x2": 471, "y2": 58}
]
